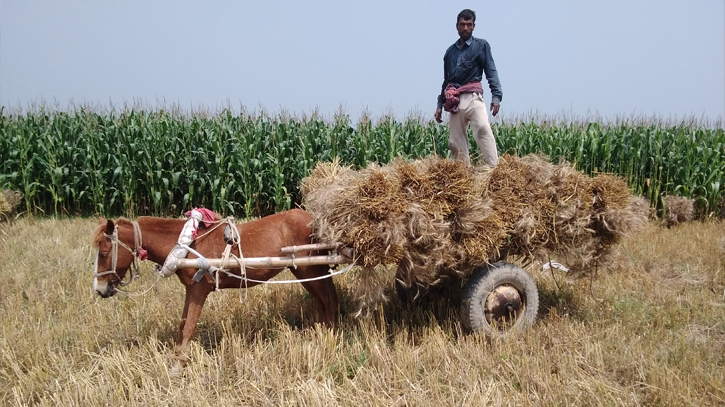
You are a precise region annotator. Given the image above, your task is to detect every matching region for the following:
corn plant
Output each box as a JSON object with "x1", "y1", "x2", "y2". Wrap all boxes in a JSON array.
[{"x1": 0, "y1": 107, "x2": 722, "y2": 218}]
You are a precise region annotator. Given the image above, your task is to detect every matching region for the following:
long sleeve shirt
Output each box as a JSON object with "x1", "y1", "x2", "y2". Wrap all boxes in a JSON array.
[{"x1": 437, "y1": 36, "x2": 503, "y2": 109}]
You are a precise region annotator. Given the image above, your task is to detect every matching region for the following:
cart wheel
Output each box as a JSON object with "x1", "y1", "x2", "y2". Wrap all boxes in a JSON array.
[{"x1": 460, "y1": 262, "x2": 539, "y2": 338}]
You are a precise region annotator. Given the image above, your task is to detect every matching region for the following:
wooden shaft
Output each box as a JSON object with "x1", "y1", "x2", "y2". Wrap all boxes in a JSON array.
[
  {"x1": 279, "y1": 242, "x2": 341, "y2": 255},
  {"x1": 176, "y1": 254, "x2": 351, "y2": 269}
]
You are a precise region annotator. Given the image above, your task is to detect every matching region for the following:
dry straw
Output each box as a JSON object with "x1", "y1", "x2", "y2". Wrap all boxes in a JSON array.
[
  {"x1": 302, "y1": 154, "x2": 648, "y2": 310},
  {"x1": 0, "y1": 194, "x2": 10, "y2": 218},
  {"x1": 0, "y1": 190, "x2": 22, "y2": 221},
  {"x1": 664, "y1": 195, "x2": 695, "y2": 227}
]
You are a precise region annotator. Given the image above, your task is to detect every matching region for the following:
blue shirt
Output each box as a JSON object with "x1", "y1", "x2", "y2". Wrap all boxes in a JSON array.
[{"x1": 437, "y1": 36, "x2": 503, "y2": 108}]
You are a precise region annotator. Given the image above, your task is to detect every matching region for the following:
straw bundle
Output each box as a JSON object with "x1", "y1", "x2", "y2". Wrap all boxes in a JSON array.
[
  {"x1": 0, "y1": 194, "x2": 11, "y2": 219},
  {"x1": 0, "y1": 190, "x2": 22, "y2": 221},
  {"x1": 664, "y1": 195, "x2": 695, "y2": 227},
  {"x1": 301, "y1": 154, "x2": 648, "y2": 309}
]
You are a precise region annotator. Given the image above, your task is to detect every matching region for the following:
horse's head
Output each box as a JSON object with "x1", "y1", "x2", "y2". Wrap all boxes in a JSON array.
[{"x1": 92, "y1": 217, "x2": 143, "y2": 298}]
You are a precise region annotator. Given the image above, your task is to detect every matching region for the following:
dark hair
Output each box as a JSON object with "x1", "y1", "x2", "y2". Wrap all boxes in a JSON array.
[{"x1": 457, "y1": 9, "x2": 476, "y2": 23}]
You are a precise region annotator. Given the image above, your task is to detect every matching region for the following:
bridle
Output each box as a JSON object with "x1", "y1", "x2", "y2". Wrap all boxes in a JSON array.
[{"x1": 94, "y1": 221, "x2": 146, "y2": 287}]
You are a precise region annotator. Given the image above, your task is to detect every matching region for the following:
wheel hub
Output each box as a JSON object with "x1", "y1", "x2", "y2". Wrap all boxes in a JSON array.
[{"x1": 485, "y1": 285, "x2": 524, "y2": 329}]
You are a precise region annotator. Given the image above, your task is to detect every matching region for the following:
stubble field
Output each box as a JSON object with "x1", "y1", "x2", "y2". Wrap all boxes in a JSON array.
[{"x1": 0, "y1": 217, "x2": 724, "y2": 406}]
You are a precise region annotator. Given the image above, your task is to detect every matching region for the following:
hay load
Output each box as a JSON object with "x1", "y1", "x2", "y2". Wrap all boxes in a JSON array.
[{"x1": 301, "y1": 154, "x2": 648, "y2": 308}]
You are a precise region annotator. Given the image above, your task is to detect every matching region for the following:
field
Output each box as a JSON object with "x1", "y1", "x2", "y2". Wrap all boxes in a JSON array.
[
  {"x1": 1, "y1": 109, "x2": 723, "y2": 218},
  {"x1": 1, "y1": 217, "x2": 723, "y2": 406}
]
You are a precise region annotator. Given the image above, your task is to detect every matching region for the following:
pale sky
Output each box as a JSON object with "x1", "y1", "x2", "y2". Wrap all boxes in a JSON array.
[{"x1": 2, "y1": 1, "x2": 724, "y2": 123}]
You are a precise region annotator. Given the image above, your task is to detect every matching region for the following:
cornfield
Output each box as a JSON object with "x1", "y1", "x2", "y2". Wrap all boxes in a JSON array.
[{"x1": 0, "y1": 107, "x2": 722, "y2": 218}]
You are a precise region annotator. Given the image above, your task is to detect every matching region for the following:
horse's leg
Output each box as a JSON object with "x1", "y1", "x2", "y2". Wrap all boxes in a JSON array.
[
  {"x1": 292, "y1": 265, "x2": 339, "y2": 325},
  {"x1": 177, "y1": 288, "x2": 193, "y2": 345},
  {"x1": 176, "y1": 283, "x2": 211, "y2": 360},
  {"x1": 318, "y1": 266, "x2": 340, "y2": 323},
  {"x1": 325, "y1": 271, "x2": 340, "y2": 320}
]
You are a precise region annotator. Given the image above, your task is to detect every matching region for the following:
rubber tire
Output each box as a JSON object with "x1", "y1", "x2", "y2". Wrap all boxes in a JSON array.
[{"x1": 460, "y1": 262, "x2": 539, "y2": 339}]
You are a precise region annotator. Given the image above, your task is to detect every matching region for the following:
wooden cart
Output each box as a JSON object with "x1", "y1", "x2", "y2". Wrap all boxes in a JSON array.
[{"x1": 175, "y1": 242, "x2": 539, "y2": 339}]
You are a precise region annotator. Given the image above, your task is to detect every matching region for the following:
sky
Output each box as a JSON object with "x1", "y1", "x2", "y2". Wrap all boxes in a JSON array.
[{"x1": 2, "y1": 0, "x2": 724, "y2": 123}]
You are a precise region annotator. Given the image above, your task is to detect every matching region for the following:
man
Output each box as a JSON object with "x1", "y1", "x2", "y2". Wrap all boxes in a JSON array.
[{"x1": 435, "y1": 9, "x2": 503, "y2": 167}]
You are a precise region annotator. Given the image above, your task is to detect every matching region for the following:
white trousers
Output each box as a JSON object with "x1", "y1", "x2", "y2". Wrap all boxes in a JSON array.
[{"x1": 448, "y1": 92, "x2": 499, "y2": 167}]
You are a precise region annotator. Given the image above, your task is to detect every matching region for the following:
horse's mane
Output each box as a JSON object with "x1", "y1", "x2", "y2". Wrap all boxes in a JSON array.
[{"x1": 91, "y1": 217, "x2": 133, "y2": 247}]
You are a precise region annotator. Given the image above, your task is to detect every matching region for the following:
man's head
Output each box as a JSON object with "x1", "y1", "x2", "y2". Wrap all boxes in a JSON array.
[{"x1": 456, "y1": 9, "x2": 476, "y2": 42}]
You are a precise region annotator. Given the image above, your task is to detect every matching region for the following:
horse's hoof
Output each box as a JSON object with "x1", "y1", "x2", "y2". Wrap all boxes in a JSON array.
[{"x1": 169, "y1": 359, "x2": 186, "y2": 378}]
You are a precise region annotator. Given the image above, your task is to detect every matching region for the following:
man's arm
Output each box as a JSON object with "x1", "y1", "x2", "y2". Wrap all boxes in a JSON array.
[
  {"x1": 477, "y1": 40, "x2": 502, "y2": 114},
  {"x1": 435, "y1": 48, "x2": 452, "y2": 123},
  {"x1": 435, "y1": 74, "x2": 446, "y2": 123}
]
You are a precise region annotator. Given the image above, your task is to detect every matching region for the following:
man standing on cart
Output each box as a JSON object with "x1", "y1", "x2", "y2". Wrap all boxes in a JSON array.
[{"x1": 434, "y1": 9, "x2": 503, "y2": 167}]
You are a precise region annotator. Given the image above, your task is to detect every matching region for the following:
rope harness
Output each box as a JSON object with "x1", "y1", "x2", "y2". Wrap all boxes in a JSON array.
[
  {"x1": 93, "y1": 221, "x2": 162, "y2": 297},
  {"x1": 93, "y1": 216, "x2": 354, "y2": 298},
  {"x1": 93, "y1": 221, "x2": 143, "y2": 287},
  {"x1": 185, "y1": 216, "x2": 353, "y2": 291}
]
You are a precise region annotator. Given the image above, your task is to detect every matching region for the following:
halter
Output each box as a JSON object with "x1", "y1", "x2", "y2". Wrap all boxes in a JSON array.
[{"x1": 94, "y1": 221, "x2": 146, "y2": 287}]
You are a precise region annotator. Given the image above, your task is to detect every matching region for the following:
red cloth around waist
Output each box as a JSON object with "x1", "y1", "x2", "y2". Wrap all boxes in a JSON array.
[{"x1": 443, "y1": 81, "x2": 483, "y2": 113}]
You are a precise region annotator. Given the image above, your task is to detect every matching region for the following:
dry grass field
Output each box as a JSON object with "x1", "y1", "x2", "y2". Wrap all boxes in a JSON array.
[{"x1": 0, "y1": 217, "x2": 723, "y2": 406}]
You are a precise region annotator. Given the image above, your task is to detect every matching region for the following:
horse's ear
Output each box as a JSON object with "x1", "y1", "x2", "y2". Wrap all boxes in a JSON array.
[{"x1": 105, "y1": 219, "x2": 115, "y2": 235}]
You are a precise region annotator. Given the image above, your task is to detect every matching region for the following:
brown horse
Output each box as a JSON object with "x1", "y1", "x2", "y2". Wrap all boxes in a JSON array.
[{"x1": 92, "y1": 209, "x2": 338, "y2": 357}]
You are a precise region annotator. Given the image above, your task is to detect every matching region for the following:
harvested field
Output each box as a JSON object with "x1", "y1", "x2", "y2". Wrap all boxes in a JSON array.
[{"x1": 0, "y1": 217, "x2": 723, "y2": 406}]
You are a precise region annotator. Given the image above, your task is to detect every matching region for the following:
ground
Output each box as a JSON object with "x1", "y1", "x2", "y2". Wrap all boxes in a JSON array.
[{"x1": 0, "y1": 217, "x2": 723, "y2": 406}]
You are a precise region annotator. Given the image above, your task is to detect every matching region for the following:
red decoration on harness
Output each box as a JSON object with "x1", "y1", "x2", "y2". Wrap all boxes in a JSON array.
[
  {"x1": 184, "y1": 208, "x2": 217, "y2": 227},
  {"x1": 138, "y1": 247, "x2": 148, "y2": 261},
  {"x1": 183, "y1": 208, "x2": 218, "y2": 240}
]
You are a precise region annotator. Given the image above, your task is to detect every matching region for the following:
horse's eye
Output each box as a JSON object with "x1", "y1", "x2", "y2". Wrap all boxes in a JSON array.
[{"x1": 99, "y1": 253, "x2": 109, "y2": 258}]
